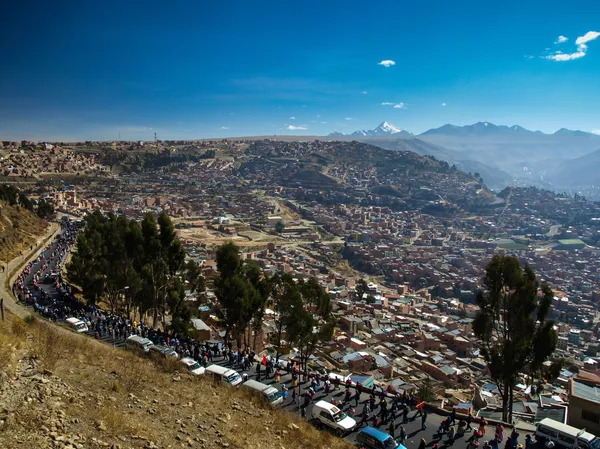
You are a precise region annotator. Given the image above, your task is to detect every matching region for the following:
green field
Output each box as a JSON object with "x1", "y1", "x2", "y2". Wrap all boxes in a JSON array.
[{"x1": 495, "y1": 239, "x2": 527, "y2": 250}]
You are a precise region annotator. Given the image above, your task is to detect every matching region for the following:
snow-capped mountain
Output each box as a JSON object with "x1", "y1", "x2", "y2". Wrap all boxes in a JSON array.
[
  {"x1": 328, "y1": 121, "x2": 413, "y2": 137},
  {"x1": 420, "y1": 122, "x2": 600, "y2": 138}
]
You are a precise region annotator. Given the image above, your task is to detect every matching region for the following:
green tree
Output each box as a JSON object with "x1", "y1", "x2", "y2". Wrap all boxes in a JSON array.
[
  {"x1": 167, "y1": 277, "x2": 192, "y2": 336},
  {"x1": 67, "y1": 210, "x2": 191, "y2": 331},
  {"x1": 215, "y1": 242, "x2": 264, "y2": 348},
  {"x1": 473, "y1": 254, "x2": 557, "y2": 423},
  {"x1": 158, "y1": 211, "x2": 185, "y2": 276},
  {"x1": 299, "y1": 277, "x2": 332, "y2": 319},
  {"x1": 417, "y1": 381, "x2": 436, "y2": 402},
  {"x1": 288, "y1": 277, "x2": 335, "y2": 371},
  {"x1": 243, "y1": 262, "x2": 270, "y2": 349},
  {"x1": 275, "y1": 221, "x2": 285, "y2": 234},
  {"x1": 0, "y1": 184, "x2": 19, "y2": 205},
  {"x1": 67, "y1": 210, "x2": 109, "y2": 305},
  {"x1": 184, "y1": 259, "x2": 205, "y2": 296},
  {"x1": 270, "y1": 273, "x2": 302, "y2": 360},
  {"x1": 16, "y1": 190, "x2": 33, "y2": 211},
  {"x1": 355, "y1": 278, "x2": 368, "y2": 301},
  {"x1": 36, "y1": 199, "x2": 55, "y2": 219}
]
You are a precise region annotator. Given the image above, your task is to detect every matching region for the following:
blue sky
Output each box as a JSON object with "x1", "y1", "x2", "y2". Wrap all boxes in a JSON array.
[{"x1": 1, "y1": 0, "x2": 599, "y2": 140}]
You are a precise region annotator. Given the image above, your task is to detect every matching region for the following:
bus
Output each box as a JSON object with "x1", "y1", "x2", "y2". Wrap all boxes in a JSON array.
[{"x1": 535, "y1": 418, "x2": 600, "y2": 449}]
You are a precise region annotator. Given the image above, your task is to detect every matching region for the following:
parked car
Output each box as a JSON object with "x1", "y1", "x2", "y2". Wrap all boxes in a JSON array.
[
  {"x1": 65, "y1": 317, "x2": 88, "y2": 333},
  {"x1": 149, "y1": 345, "x2": 179, "y2": 359},
  {"x1": 356, "y1": 426, "x2": 404, "y2": 449},
  {"x1": 205, "y1": 364, "x2": 242, "y2": 387},
  {"x1": 180, "y1": 357, "x2": 205, "y2": 375},
  {"x1": 311, "y1": 400, "x2": 357, "y2": 436},
  {"x1": 242, "y1": 379, "x2": 283, "y2": 407},
  {"x1": 125, "y1": 335, "x2": 154, "y2": 353}
]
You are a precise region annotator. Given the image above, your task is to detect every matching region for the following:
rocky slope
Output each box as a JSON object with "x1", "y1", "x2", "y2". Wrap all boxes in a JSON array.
[{"x1": 0, "y1": 313, "x2": 351, "y2": 449}]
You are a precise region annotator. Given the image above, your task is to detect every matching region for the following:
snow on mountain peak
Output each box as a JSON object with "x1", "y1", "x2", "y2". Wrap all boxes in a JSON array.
[
  {"x1": 376, "y1": 121, "x2": 403, "y2": 134},
  {"x1": 328, "y1": 121, "x2": 413, "y2": 137}
]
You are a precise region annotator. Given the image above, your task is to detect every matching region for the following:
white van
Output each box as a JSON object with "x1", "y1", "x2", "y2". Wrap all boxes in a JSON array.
[
  {"x1": 311, "y1": 400, "x2": 357, "y2": 436},
  {"x1": 180, "y1": 357, "x2": 205, "y2": 375},
  {"x1": 242, "y1": 379, "x2": 283, "y2": 407},
  {"x1": 535, "y1": 418, "x2": 600, "y2": 449},
  {"x1": 205, "y1": 364, "x2": 242, "y2": 387},
  {"x1": 65, "y1": 317, "x2": 88, "y2": 333},
  {"x1": 125, "y1": 335, "x2": 154, "y2": 353}
]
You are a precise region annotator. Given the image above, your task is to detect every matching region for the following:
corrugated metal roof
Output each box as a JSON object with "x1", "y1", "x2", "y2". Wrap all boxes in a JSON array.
[{"x1": 572, "y1": 380, "x2": 600, "y2": 404}]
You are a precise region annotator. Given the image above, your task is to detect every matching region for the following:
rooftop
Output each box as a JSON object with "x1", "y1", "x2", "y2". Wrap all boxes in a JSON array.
[{"x1": 571, "y1": 379, "x2": 600, "y2": 404}]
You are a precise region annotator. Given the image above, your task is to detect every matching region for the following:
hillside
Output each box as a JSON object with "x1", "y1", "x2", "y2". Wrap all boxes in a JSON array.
[
  {"x1": 238, "y1": 140, "x2": 497, "y2": 214},
  {"x1": 550, "y1": 148, "x2": 600, "y2": 187},
  {"x1": 0, "y1": 200, "x2": 48, "y2": 263},
  {"x1": 0, "y1": 312, "x2": 352, "y2": 449},
  {"x1": 358, "y1": 137, "x2": 514, "y2": 189},
  {"x1": 416, "y1": 125, "x2": 600, "y2": 189}
]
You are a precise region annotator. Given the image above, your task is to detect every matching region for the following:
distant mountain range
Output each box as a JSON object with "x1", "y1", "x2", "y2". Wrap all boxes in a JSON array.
[
  {"x1": 333, "y1": 121, "x2": 599, "y2": 139},
  {"x1": 325, "y1": 121, "x2": 600, "y2": 192},
  {"x1": 329, "y1": 121, "x2": 413, "y2": 137}
]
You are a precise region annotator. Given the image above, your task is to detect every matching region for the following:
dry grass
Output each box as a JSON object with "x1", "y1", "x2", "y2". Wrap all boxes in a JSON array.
[
  {"x1": 31, "y1": 324, "x2": 63, "y2": 370},
  {"x1": 0, "y1": 312, "x2": 354, "y2": 449},
  {"x1": 152, "y1": 354, "x2": 182, "y2": 374},
  {"x1": 0, "y1": 320, "x2": 22, "y2": 375},
  {"x1": 0, "y1": 200, "x2": 48, "y2": 262}
]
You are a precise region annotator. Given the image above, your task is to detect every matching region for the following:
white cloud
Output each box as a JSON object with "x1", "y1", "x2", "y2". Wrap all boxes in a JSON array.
[
  {"x1": 545, "y1": 51, "x2": 586, "y2": 61},
  {"x1": 544, "y1": 30, "x2": 599, "y2": 61},
  {"x1": 220, "y1": 126, "x2": 229, "y2": 130},
  {"x1": 377, "y1": 60, "x2": 396, "y2": 67},
  {"x1": 320, "y1": 121, "x2": 327, "y2": 124},
  {"x1": 345, "y1": 117, "x2": 353, "y2": 121},
  {"x1": 576, "y1": 31, "x2": 600, "y2": 48},
  {"x1": 381, "y1": 102, "x2": 405, "y2": 108},
  {"x1": 289, "y1": 116, "x2": 296, "y2": 120},
  {"x1": 441, "y1": 102, "x2": 447, "y2": 107},
  {"x1": 555, "y1": 35, "x2": 568, "y2": 44},
  {"x1": 287, "y1": 125, "x2": 308, "y2": 130},
  {"x1": 592, "y1": 129, "x2": 600, "y2": 135}
]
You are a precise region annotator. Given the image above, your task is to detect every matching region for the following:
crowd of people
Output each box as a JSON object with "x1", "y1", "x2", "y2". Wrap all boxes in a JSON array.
[
  {"x1": 13, "y1": 219, "x2": 83, "y2": 321},
  {"x1": 11, "y1": 219, "x2": 542, "y2": 449}
]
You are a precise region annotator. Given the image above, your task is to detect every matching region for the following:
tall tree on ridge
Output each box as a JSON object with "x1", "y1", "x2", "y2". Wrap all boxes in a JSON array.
[{"x1": 473, "y1": 254, "x2": 557, "y2": 423}]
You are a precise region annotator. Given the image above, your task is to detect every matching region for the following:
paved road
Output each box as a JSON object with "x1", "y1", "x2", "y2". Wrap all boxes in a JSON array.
[
  {"x1": 15, "y1": 223, "x2": 525, "y2": 449},
  {"x1": 0, "y1": 221, "x2": 61, "y2": 319},
  {"x1": 199, "y1": 356, "x2": 507, "y2": 447}
]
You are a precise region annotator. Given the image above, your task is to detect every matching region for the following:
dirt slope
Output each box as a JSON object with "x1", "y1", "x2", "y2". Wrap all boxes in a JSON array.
[
  {"x1": 0, "y1": 313, "x2": 352, "y2": 449},
  {"x1": 0, "y1": 200, "x2": 48, "y2": 263}
]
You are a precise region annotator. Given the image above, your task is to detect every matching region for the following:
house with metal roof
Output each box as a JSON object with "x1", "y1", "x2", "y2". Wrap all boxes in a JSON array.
[{"x1": 568, "y1": 378, "x2": 600, "y2": 435}]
